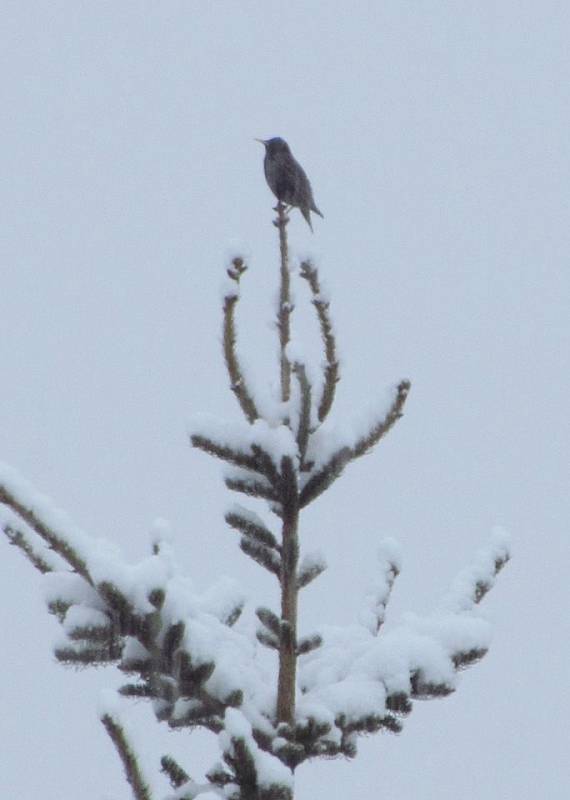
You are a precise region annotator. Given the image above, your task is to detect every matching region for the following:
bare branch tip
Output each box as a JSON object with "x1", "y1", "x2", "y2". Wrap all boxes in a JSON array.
[{"x1": 227, "y1": 257, "x2": 248, "y2": 283}]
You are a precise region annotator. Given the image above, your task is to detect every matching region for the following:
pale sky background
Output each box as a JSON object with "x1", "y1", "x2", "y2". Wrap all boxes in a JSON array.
[{"x1": 1, "y1": 2, "x2": 569, "y2": 798}]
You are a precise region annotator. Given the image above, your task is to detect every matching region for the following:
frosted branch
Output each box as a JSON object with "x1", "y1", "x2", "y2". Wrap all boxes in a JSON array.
[
  {"x1": 226, "y1": 506, "x2": 280, "y2": 551},
  {"x1": 444, "y1": 528, "x2": 511, "y2": 611},
  {"x1": 296, "y1": 633, "x2": 322, "y2": 656},
  {"x1": 190, "y1": 436, "x2": 273, "y2": 481},
  {"x1": 352, "y1": 380, "x2": 411, "y2": 459},
  {"x1": 161, "y1": 755, "x2": 190, "y2": 789},
  {"x1": 359, "y1": 538, "x2": 401, "y2": 635},
  {"x1": 225, "y1": 474, "x2": 280, "y2": 504},
  {"x1": 299, "y1": 260, "x2": 339, "y2": 423},
  {"x1": 294, "y1": 531, "x2": 509, "y2": 760},
  {"x1": 256, "y1": 606, "x2": 282, "y2": 637},
  {"x1": 240, "y1": 537, "x2": 281, "y2": 577},
  {"x1": 190, "y1": 417, "x2": 296, "y2": 478},
  {"x1": 4, "y1": 522, "x2": 57, "y2": 574},
  {"x1": 56, "y1": 642, "x2": 122, "y2": 665},
  {"x1": 296, "y1": 551, "x2": 327, "y2": 590},
  {"x1": 222, "y1": 257, "x2": 259, "y2": 424},
  {"x1": 254, "y1": 605, "x2": 283, "y2": 649},
  {"x1": 299, "y1": 381, "x2": 410, "y2": 507},
  {"x1": 256, "y1": 629, "x2": 280, "y2": 651},
  {"x1": 220, "y1": 708, "x2": 294, "y2": 800},
  {"x1": 293, "y1": 363, "x2": 312, "y2": 468},
  {"x1": 275, "y1": 202, "x2": 292, "y2": 404},
  {"x1": 0, "y1": 478, "x2": 91, "y2": 582},
  {"x1": 299, "y1": 446, "x2": 352, "y2": 508},
  {"x1": 101, "y1": 712, "x2": 153, "y2": 800}
]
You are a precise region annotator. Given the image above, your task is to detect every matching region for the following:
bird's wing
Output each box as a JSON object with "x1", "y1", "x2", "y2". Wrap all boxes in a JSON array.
[{"x1": 278, "y1": 157, "x2": 304, "y2": 204}]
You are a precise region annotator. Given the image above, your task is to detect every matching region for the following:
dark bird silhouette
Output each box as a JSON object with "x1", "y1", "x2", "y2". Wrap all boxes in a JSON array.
[{"x1": 256, "y1": 137, "x2": 324, "y2": 232}]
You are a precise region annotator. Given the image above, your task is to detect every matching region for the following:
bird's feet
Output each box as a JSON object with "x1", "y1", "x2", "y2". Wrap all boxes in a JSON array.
[{"x1": 272, "y1": 202, "x2": 290, "y2": 227}]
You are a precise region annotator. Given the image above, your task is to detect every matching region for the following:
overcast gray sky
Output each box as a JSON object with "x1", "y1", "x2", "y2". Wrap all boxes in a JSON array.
[{"x1": 1, "y1": 2, "x2": 569, "y2": 798}]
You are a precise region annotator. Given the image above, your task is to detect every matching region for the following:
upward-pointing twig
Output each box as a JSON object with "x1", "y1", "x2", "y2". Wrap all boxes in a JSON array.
[
  {"x1": 299, "y1": 380, "x2": 411, "y2": 508},
  {"x1": 299, "y1": 260, "x2": 339, "y2": 423},
  {"x1": 293, "y1": 363, "x2": 312, "y2": 468},
  {"x1": 223, "y1": 257, "x2": 259, "y2": 424},
  {"x1": 275, "y1": 202, "x2": 292, "y2": 404},
  {"x1": 352, "y1": 380, "x2": 410, "y2": 458}
]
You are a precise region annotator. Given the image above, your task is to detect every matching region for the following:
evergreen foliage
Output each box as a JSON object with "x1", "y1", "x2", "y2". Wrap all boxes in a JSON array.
[{"x1": 0, "y1": 202, "x2": 510, "y2": 799}]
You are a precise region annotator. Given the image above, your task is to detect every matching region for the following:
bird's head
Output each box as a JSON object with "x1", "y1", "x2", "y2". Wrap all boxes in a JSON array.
[{"x1": 255, "y1": 137, "x2": 290, "y2": 156}]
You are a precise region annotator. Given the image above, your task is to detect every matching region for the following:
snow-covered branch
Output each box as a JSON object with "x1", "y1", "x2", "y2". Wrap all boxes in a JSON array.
[
  {"x1": 101, "y1": 705, "x2": 153, "y2": 800},
  {"x1": 223, "y1": 256, "x2": 260, "y2": 424},
  {"x1": 225, "y1": 505, "x2": 281, "y2": 552},
  {"x1": 0, "y1": 464, "x2": 92, "y2": 581},
  {"x1": 359, "y1": 538, "x2": 401, "y2": 635},
  {"x1": 299, "y1": 260, "x2": 339, "y2": 424},
  {"x1": 292, "y1": 363, "x2": 312, "y2": 468},
  {"x1": 3, "y1": 519, "x2": 58, "y2": 574},
  {"x1": 296, "y1": 551, "x2": 327, "y2": 590},
  {"x1": 3, "y1": 193, "x2": 510, "y2": 800},
  {"x1": 1, "y1": 458, "x2": 510, "y2": 795},
  {"x1": 294, "y1": 531, "x2": 511, "y2": 761},
  {"x1": 443, "y1": 527, "x2": 511, "y2": 612},
  {"x1": 352, "y1": 379, "x2": 411, "y2": 458},
  {"x1": 160, "y1": 755, "x2": 190, "y2": 791}
]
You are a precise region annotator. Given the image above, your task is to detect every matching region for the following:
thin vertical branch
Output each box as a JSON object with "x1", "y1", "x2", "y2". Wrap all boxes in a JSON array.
[
  {"x1": 275, "y1": 202, "x2": 292, "y2": 404},
  {"x1": 223, "y1": 258, "x2": 259, "y2": 423},
  {"x1": 293, "y1": 363, "x2": 312, "y2": 469},
  {"x1": 368, "y1": 558, "x2": 400, "y2": 636},
  {"x1": 4, "y1": 524, "x2": 56, "y2": 574},
  {"x1": 299, "y1": 260, "x2": 339, "y2": 423},
  {"x1": 268, "y1": 202, "x2": 298, "y2": 726},
  {"x1": 276, "y1": 456, "x2": 299, "y2": 726}
]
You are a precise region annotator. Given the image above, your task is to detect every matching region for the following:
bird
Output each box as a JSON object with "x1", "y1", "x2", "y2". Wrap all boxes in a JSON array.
[{"x1": 256, "y1": 137, "x2": 323, "y2": 232}]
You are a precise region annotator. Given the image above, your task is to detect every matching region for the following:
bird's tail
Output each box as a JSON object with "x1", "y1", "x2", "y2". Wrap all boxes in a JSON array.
[
  {"x1": 312, "y1": 203, "x2": 324, "y2": 219},
  {"x1": 301, "y1": 207, "x2": 314, "y2": 232}
]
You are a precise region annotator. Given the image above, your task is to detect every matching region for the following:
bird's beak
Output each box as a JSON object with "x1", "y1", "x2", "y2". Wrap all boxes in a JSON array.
[{"x1": 254, "y1": 138, "x2": 267, "y2": 146}]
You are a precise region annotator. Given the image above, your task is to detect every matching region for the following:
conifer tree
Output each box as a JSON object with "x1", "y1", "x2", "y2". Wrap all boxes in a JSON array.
[{"x1": 1, "y1": 202, "x2": 509, "y2": 800}]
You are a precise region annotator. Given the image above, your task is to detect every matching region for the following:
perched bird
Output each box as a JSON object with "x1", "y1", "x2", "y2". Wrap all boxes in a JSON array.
[{"x1": 256, "y1": 137, "x2": 324, "y2": 232}]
